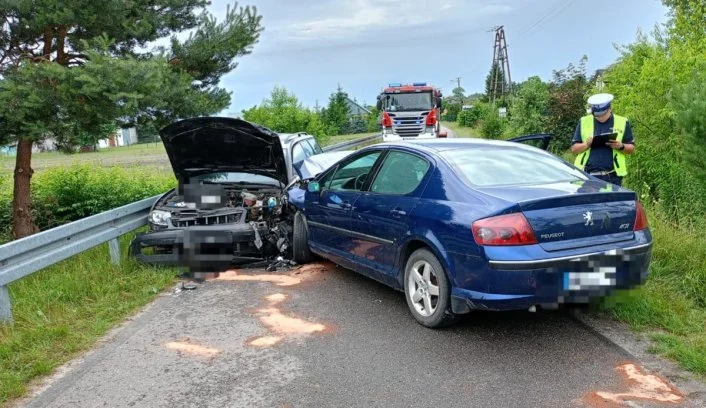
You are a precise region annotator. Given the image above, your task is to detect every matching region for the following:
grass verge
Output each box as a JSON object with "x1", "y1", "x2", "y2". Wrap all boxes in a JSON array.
[
  {"x1": 441, "y1": 121, "x2": 480, "y2": 138},
  {"x1": 0, "y1": 231, "x2": 177, "y2": 405},
  {"x1": 597, "y1": 206, "x2": 706, "y2": 376}
]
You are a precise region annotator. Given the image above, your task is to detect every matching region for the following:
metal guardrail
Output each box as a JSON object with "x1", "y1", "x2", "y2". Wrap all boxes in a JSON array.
[
  {"x1": 322, "y1": 133, "x2": 382, "y2": 152},
  {"x1": 0, "y1": 134, "x2": 380, "y2": 323}
]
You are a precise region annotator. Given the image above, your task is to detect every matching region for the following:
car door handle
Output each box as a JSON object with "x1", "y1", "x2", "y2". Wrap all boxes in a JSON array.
[
  {"x1": 390, "y1": 209, "x2": 406, "y2": 218},
  {"x1": 340, "y1": 201, "x2": 352, "y2": 209}
]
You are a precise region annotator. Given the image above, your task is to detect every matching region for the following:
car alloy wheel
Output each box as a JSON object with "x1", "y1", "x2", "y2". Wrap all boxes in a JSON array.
[
  {"x1": 403, "y1": 248, "x2": 459, "y2": 328},
  {"x1": 407, "y1": 260, "x2": 440, "y2": 317}
]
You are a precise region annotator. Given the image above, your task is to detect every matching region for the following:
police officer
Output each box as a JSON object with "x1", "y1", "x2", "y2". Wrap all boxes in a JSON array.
[{"x1": 571, "y1": 93, "x2": 635, "y2": 186}]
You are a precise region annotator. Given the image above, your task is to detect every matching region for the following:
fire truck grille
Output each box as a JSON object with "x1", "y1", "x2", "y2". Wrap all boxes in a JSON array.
[{"x1": 391, "y1": 115, "x2": 425, "y2": 137}]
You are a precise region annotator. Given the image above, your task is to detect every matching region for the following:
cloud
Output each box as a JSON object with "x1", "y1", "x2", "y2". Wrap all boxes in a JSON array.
[{"x1": 276, "y1": 0, "x2": 513, "y2": 42}]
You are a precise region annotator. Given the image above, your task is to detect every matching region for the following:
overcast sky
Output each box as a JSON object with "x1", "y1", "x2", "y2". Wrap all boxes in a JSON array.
[{"x1": 200, "y1": 0, "x2": 670, "y2": 115}]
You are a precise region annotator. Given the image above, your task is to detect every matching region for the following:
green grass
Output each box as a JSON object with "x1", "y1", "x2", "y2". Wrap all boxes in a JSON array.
[
  {"x1": 0, "y1": 132, "x2": 376, "y2": 176},
  {"x1": 598, "y1": 207, "x2": 706, "y2": 375},
  {"x1": 0, "y1": 232, "x2": 177, "y2": 404},
  {"x1": 441, "y1": 121, "x2": 480, "y2": 138}
]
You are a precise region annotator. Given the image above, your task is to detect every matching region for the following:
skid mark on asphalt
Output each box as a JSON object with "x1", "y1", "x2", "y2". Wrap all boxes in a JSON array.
[
  {"x1": 584, "y1": 362, "x2": 683, "y2": 407},
  {"x1": 165, "y1": 339, "x2": 221, "y2": 357},
  {"x1": 248, "y1": 293, "x2": 327, "y2": 348}
]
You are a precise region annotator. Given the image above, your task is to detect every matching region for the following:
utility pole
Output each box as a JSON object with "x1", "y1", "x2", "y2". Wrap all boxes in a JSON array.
[
  {"x1": 489, "y1": 25, "x2": 512, "y2": 106},
  {"x1": 450, "y1": 77, "x2": 462, "y2": 89}
]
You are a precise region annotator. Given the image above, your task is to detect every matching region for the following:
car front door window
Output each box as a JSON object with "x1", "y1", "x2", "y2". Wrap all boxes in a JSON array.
[
  {"x1": 369, "y1": 151, "x2": 430, "y2": 195},
  {"x1": 327, "y1": 151, "x2": 382, "y2": 192}
]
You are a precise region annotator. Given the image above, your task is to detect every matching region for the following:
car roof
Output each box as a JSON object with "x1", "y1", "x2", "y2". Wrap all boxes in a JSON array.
[
  {"x1": 373, "y1": 138, "x2": 533, "y2": 154},
  {"x1": 277, "y1": 132, "x2": 313, "y2": 145}
]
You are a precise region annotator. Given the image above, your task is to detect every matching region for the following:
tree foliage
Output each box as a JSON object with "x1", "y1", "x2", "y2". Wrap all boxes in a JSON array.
[
  {"x1": 0, "y1": 0, "x2": 263, "y2": 238},
  {"x1": 320, "y1": 85, "x2": 350, "y2": 136},
  {"x1": 545, "y1": 56, "x2": 590, "y2": 152},
  {"x1": 507, "y1": 76, "x2": 549, "y2": 136},
  {"x1": 485, "y1": 61, "x2": 506, "y2": 103},
  {"x1": 241, "y1": 86, "x2": 327, "y2": 144},
  {"x1": 599, "y1": 0, "x2": 706, "y2": 224}
]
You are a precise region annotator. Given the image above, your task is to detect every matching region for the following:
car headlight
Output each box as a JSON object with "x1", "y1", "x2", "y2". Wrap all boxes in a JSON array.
[{"x1": 149, "y1": 210, "x2": 172, "y2": 226}]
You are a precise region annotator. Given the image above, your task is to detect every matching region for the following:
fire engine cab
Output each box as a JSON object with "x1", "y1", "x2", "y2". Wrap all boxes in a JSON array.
[{"x1": 376, "y1": 83, "x2": 444, "y2": 142}]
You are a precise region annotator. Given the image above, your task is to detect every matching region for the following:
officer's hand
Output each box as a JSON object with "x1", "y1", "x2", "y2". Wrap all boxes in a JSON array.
[
  {"x1": 586, "y1": 136, "x2": 593, "y2": 147},
  {"x1": 607, "y1": 140, "x2": 622, "y2": 150}
]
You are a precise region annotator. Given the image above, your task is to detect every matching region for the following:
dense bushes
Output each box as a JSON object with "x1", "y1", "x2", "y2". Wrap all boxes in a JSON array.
[
  {"x1": 600, "y1": 3, "x2": 706, "y2": 226},
  {"x1": 242, "y1": 86, "x2": 328, "y2": 145},
  {"x1": 0, "y1": 166, "x2": 175, "y2": 240},
  {"x1": 457, "y1": 102, "x2": 488, "y2": 128}
]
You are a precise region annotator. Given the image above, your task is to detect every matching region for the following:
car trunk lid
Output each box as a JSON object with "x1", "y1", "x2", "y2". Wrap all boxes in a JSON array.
[{"x1": 477, "y1": 180, "x2": 638, "y2": 251}]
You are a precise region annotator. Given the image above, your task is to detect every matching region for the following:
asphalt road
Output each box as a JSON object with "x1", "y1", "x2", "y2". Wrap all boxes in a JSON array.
[{"x1": 19, "y1": 261, "x2": 701, "y2": 408}]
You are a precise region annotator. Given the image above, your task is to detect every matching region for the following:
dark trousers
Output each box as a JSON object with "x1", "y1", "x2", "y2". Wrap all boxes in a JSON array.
[{"x1": 592, "y1": 172, "x2": 623, "y2": 187}]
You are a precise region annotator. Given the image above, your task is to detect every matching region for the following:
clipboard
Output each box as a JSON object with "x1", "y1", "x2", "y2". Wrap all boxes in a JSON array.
[{"x1": 592, "y1": 132, "x2": 618, "y2": 147}]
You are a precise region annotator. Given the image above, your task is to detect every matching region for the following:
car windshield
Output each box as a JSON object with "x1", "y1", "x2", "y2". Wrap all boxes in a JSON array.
[
  {"x1": 383, "y1": 92, "x2": 433, "y2": 111},
  {"x1": 189, "y1": 172, "x2": 280, "y2": 186},
  {"x1": 440, "y1": 146, "x2": 588, "y2": 187}
]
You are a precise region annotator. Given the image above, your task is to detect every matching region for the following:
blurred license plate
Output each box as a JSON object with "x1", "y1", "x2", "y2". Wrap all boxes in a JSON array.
[{"x1": 564, "y1": 271, "x2": 615, "y2": 291}]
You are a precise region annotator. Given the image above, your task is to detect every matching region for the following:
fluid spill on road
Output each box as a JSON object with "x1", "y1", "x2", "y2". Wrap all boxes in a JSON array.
[
  {"x1": 248, "y1": 336, "x2": 283, "y2": 347},
  {"x1": 214, "y1": 262, "x2": 332, "y2": 287},
  {"x1": 248, "y1": 293, "x2": 327, "y2": 348},
  {"x1": 585, "y1": 362, "x2": 683, "y2": 406},
  {"x1": 165, "y1": 339, "x2": 221, "y2": 357}
]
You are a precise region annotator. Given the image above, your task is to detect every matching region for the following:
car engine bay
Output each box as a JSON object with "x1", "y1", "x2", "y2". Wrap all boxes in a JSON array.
[{"x1": 149, "y1": 183, "x2": 294, "y2": 262}]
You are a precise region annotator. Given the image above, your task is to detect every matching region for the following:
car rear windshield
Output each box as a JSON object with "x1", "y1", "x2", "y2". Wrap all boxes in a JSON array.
[{"x1": 439, "y1": 146, "x2": 588, "y2": 187}]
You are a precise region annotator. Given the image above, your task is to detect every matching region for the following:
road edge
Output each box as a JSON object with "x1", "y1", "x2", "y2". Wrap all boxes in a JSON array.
[{"x1": 570, "y1": 311, "x2": 706, "y2": 406}]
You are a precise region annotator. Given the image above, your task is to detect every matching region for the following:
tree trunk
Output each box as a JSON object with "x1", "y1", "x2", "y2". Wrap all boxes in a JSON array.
[{"x1": 12, "y1": 139, "x2": 39, "y2": 239}]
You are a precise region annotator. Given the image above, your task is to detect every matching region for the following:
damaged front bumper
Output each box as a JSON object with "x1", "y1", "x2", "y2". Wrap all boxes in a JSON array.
[{"x1": 130, "y1": 222, "x2": 289, "y2": 270}]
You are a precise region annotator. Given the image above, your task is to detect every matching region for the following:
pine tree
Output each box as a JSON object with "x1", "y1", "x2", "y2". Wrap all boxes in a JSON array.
[{"x1": 0, "y1": 1, "x2": 263, "y2": 238}]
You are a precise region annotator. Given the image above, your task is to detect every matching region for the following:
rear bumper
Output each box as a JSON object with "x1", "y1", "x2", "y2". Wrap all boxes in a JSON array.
[
  {"x1": 449, "y1": 242, "x2": 652, "y2": 313},
  {"x1": 129, "y1": 223, "x2": 271, "y2": 269}
]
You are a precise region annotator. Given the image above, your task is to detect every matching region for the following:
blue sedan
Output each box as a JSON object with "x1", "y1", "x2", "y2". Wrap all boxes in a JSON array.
[{"x1": 287, "y1": 137, "x2": 652, "y2": 328}]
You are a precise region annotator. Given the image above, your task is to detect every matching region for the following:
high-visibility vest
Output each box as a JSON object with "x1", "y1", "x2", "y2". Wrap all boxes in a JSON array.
[{"x1": 574, "y1": 114, "x2": 628, "y2": 177}]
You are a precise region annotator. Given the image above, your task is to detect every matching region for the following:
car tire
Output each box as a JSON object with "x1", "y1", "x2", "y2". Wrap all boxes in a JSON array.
[
  {"x1": 404, "y1": 248, "x2": 459, "y2": 328},
  {"x1": 292, "y1": 211, "x2": 314, "y2": 264}
]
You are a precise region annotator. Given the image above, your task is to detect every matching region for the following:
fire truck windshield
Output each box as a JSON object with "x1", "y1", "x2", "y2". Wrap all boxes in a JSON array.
[{"x1": 382, "y1": 92, "x2": 433, "y2": 112}]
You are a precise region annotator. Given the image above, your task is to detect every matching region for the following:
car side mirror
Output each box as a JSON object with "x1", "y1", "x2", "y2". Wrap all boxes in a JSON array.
[{"x1": 307, "y1": 181, "x2": 321, "y2": 193}]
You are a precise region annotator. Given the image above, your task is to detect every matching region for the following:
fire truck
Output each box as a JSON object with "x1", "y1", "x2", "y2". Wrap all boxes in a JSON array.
[{"x1": 376, "y1": 82, "x2": 444, "y2": 142}]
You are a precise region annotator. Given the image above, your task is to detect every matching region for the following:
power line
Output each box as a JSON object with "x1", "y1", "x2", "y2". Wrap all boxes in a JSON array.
[{"x1": 518, "y1": 0, "x2": 579, "y2": 38}]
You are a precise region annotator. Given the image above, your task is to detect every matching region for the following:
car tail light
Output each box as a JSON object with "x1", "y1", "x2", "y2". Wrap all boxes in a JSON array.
[
  {"x1": 425, "y1": 109, "x2": 437, "y2": 126},
  {"x1": 382, "y1": 112, "x2": 393, "y2": 128},
  {"x1": 472, "y1": 213, "x2": 538, "y2": 246},
  {"x1": 634, "y1": 201, "x2": 648, "y2": 231}
]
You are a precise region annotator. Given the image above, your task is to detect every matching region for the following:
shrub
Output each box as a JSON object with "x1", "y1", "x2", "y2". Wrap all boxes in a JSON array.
[
  {"x1": 0, "y1": 166, "x2": 176, "y2": 239},
  {"x1": 480, "y1": 108, "x2": 506, "y2": 140},
  {"x1": 457, "y1": 102, "x2": 489, "y2": 128}
]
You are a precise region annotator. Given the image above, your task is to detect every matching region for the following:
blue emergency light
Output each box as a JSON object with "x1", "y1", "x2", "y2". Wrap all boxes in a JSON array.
[
  {"x1": 413, "y1": 82, "x2": 427, "y2": 86},
  {"x1": 388, "y1": 83, "x2": 401, "y2": 87}
]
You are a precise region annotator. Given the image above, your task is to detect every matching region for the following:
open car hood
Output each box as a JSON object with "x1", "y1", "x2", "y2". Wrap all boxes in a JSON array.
[{"x1": 159, "y1": 117, "x2": 287, "y2": 186}]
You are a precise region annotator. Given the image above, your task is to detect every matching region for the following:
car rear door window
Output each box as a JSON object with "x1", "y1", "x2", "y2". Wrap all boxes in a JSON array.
[
  {"x1": 326, "y1": 151, "x2": 382, "y2": 191},
  {"x1": 369, "y1": 151, "x2": 430, "y2": 195},
  {"x1": 440, "y1": 147, "x2": 587, "y2": 187}
]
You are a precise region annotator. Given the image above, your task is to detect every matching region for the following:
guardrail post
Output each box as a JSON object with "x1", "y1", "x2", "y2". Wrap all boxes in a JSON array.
[
  {"x1": 0, "y1": 285, "x2": 12, "y2": 323},
  {"x1": 109, "y1": 238, "x2": 121, "y2": 265}
]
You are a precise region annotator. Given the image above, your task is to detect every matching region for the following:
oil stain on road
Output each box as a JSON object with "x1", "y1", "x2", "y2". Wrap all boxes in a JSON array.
[{"x1": 584, "y1": 361, "x2": 684, "y2": 407}]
